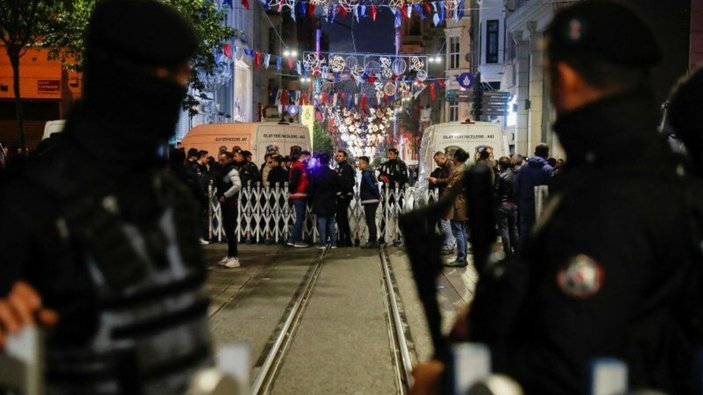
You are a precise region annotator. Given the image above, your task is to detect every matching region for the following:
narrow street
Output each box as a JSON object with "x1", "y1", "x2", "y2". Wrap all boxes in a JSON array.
[{"x1": 205, "y1": 244, "x2": 477, "y2": 394}]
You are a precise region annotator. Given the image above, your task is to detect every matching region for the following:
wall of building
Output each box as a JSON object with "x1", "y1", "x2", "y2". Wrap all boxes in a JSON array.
[
  {"x1": 476, "y1": 0, "x2": 506, "y2": 84},
  {"x1": 504, "y1": 1, "x2": 568, "y2": 157},
  {"x1": 444, "y1": 15, "x2": 472, "y2": 122},
  {"x1": 501, "y1": 0, "x2": 693, "y2": 159},
  {"x1": 622, "y1": 0, "x2": 691, "y2": 103},
  {"x1": 0, "y1": 46, "x2": 81, "y2": 149}
]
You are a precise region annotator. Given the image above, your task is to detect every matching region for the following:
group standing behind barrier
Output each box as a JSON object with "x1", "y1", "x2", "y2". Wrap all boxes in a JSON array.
[{"x1": 208, "y1": 181, "x2": 441, "y2": 246}]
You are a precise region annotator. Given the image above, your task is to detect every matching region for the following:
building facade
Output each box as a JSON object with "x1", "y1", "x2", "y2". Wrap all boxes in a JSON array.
[
  {"x1": 443, "y1": 12, "x2": 473, "y2": 123},
  {"x1": 0, "y1": 47, "x2": 81, "y2": 150},
  {"x1": 500, "y1": 0, "x2": 575, "y2": 158},
  {"x1": 175, "y1": 3, "x2": 256, "y2": 141}
]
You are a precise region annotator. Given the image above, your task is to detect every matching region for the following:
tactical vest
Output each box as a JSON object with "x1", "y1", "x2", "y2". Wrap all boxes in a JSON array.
[{"x1": 28, "y1": 159, "x2": 213, "y2": 395}]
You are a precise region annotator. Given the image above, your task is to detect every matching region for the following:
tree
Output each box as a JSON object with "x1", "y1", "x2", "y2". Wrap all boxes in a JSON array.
[
  {"x1": 313, "y1": 122, "x2": 334, "y2": 158},
  {"x1": 42, "y1": 0, "x2": 238, "y2": 116},
  {"x1": 0, "y1": 0, "x2": 71, "y2": 152}
]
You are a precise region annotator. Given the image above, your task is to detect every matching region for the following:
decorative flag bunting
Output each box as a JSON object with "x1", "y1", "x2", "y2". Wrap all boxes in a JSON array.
[{"x1": 248, "y1": 0, "x2": 464, "y2": 26}]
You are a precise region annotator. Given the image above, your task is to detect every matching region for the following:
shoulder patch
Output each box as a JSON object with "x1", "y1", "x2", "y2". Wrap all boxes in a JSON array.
[{"x1": 556, "y1": 254, "x2": 604, "y2": 299}]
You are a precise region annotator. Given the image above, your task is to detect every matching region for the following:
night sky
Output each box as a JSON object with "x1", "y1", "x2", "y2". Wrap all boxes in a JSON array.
[{"x1": 322, "y1": 8, "x2": 397, "y2": 54}]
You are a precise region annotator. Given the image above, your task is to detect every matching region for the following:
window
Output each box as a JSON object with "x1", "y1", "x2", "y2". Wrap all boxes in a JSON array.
[
  {"x1": 448, "y1": 103, "x2": 459, "y2": 122},
  {"x1": 486, "y1": 20, "x2": 499, "y2": 64},
  {"x1": 448, "y1": 36, "x2": 461, "y2": 70}
]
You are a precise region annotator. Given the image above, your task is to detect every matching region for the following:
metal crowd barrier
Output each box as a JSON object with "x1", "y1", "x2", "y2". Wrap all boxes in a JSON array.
[
  {"x1": 208, "y1": 182, "x2": 440, "y2": 245},
  {"x1": 209, "y1": 182, "x2": 551, "y2": 244},
  {"x1": 534, "y1": 185, "x2": 550, "y2": 222}
]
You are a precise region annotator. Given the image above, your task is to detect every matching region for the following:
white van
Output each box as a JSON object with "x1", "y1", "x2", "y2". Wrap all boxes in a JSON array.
[
  {"x1": 415, "y1": 121, "x2": 508, "y2": 202},
  {"x1": 42, "y1": 120, "x2": 66, "y2": 140},
  {"x1": 181, "y1": 122, "x2": 312, "y2": 166}
]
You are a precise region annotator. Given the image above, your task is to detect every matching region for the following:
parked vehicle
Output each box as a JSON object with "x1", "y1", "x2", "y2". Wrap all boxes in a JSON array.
[
  {"x1": 181, "y1": 122, "x2": 311, "y2": 165},
  {"x1": 415, "y1": 120, "x2": 508, "y2": 204}
]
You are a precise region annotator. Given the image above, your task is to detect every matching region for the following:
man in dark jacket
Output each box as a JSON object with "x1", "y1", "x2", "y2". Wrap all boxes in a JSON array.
[
  {"x1": 335, "y1": 150, "x2": 356, "y2": 247},
  {"x1": 234, "y1": 149, "x2": 258, "y2": 188},
  {"x1": 243, "y1": 150, "x2": 261, "y2": 184},
  {"x1": 195, "y1": 150, "x2": 211, "y2": 245},
  {"x1": 493, "y1": 156, "x2": 519, "y2": 257},
  {"x1": 309, "y1": 154, "x2": 342, "y2": 248},
  {"x1": 379, "y1": 148, "x2": 408, "y2": 188},
  {"x1": 411, "y1": 2, "x2": 703, "y2": 394},
  {"x1": 0, "y1": 1, "x2": 214, "y2": 393},
  {"x1": 428, "y1": 151, "x2": 455, "y2": 254},
  {"x1": 267, "y1": 155, "x2": 288, "y2": 187},
  {"x1": 514, "y1": 143, "x2": 553, "y2": 238},
  {"x1": 358, "y1": 156, "x2": 381, "y2": 248}
]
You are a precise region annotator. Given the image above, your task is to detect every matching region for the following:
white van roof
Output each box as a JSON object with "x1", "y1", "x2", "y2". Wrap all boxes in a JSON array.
[
  {"x1": 43, "y1": 120, "x2": 66, "y2": 140},
  {"x1": 181, "y1": 122, "x2": 311, "y2": 165},
  {"x1": 415, "y1": 121, "x2": 506, "y2": 202}
]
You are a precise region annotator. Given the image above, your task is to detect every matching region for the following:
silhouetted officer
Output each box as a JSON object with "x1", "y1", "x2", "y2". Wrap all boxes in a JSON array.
[
  {"x1": 0, "y1": 1, "x2": 214, "y2": 393},
  {"x1": 411, "y1": 2, "x2": 703, "y2": 394}
]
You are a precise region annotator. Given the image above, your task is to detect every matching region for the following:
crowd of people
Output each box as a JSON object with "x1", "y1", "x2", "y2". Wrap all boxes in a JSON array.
[
  {"x1": 428, "y1": 143, "x2": 564, "y2": 266},
  {"x1": 1, "y1": 0, "x2": 702, "y2": 394},
  {"x1": 165, "y1": 140, "x2": 413, "y2": 267}
]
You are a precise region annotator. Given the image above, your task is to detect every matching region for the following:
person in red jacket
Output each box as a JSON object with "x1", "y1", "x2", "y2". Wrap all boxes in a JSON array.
[{"x1": 287, "y1": 150, "x2": 311, "y2": 247}]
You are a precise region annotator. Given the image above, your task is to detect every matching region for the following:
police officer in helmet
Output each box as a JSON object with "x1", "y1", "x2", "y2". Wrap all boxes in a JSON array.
[
  {"x1": 0, "y1": 1, "x2": 214, "y2": 393},
  {"x1": 410, "y1": 1, "x2": 703, "y2": 394}
]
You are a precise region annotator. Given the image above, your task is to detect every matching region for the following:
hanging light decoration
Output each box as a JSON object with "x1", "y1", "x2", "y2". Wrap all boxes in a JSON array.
[{"x1": 328, "y1": 106, "x2": 393, "y2": 158}]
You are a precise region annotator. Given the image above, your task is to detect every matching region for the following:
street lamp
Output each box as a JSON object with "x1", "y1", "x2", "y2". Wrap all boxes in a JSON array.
[{"x1": 283, "y1": 49, "x2": 298, "y2": 58}]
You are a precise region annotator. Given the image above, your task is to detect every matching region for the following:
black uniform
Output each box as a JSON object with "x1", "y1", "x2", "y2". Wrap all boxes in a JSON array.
[
  {"x1": 267, "y1": 165, "x2": 288, "y2": 187},
  {"x1": 0, "y1": 1, "x2": 212, "y2": 393},
  {"x1": 238, "y1": 160, "x2": 260, "y2": 188},
  {"x1": 493, "y1": 168, "x2": 519, "y2": 257},
  {"x1": 466, "y1": 2, "x2": 703, "y2": 394},
  {"x1": 379, "y1": 158, "x2": 408, "y2": 188},
  {"x1": 336, "y1": 160, "x2": 355, "y2": 246}
]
